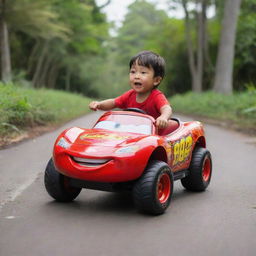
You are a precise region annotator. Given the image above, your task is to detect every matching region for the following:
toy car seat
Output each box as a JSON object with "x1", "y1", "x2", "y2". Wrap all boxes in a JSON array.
[{"x1": 158, "y1": 118, "x2": 180, "y2": 136}]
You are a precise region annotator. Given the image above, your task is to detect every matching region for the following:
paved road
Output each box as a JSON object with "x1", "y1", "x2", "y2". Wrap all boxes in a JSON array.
[{"x1": 0, "y1": 112, "x2": 255, "y2": 256}]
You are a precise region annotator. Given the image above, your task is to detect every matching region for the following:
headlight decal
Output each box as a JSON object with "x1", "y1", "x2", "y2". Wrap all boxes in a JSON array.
[
  {"x1": 57, "y1": 137, "x2": 70, "y2": 149},
  {"x1": 115, "y1": 145, "x2": 139, "y2": 154}
]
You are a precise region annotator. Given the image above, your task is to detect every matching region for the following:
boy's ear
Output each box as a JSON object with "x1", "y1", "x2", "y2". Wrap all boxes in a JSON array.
[{"x1": 153, "y1": 76, "x2": 162, "y2": 86}]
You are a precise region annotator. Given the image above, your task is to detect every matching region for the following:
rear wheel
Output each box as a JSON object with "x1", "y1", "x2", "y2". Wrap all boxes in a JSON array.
[
  {"x1": 133, "y1": 160, "x2": 173, "y2": 215},
  {"x1": 44, "y1": 158, "x2": 81, "y2": 202},
  {"x1": 181, "y1": 147, "x2": 212, "y2": 191}
]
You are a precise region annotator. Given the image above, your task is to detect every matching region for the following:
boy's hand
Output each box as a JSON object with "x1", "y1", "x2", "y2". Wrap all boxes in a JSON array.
[
  {"x1": 89, "y1": 101, "x2": 100, "y2": 111},
  {"x1": 156, "y1": 116, "x2": 168, "y2": 129},
  {"x1": 89, "y1": 99, "x2": 115, "y2": 111},
  {"x1": 157, "y1": 105, "x2": 172, "y2": 129}
]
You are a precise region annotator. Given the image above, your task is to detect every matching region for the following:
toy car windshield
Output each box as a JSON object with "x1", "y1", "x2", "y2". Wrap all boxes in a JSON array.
[{"x1": 94, "y1": 114, "x2": 152, "y2": 135}]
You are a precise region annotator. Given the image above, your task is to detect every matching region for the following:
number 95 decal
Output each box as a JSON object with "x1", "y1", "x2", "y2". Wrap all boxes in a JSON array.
[{"x1": 172, "y1": 135, "x2": 193, "y2": 165}]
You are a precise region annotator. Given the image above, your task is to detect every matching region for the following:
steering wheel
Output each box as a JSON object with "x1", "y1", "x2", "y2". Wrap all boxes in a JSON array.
[{"x1": 123, "y1": 108, "x2": 147, "y2": 114}]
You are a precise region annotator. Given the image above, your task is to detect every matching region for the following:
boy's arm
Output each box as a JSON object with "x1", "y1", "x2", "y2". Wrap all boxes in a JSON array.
[
  {"x1": 156, "y1": 105, "x2": 172, "y2": 129},
  {"x1": 89, "y1": 99, "x2": 116, "y2": 111}
]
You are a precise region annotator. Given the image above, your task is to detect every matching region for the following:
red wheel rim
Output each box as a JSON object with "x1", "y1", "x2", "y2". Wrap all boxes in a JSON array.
[
  {"x1": 157, "y1": 173, "x2": 171, "y2": 204},
  {"x1": 202, "y1": 157, "x2": 211, "y2": 182}
]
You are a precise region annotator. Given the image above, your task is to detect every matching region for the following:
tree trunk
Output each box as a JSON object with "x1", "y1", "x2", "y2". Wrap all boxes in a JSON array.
[
  {"x1": 98, "y1": 0, "x2": 111, "y2": 9},
  {"x1": 213, "y1": 0, "x2": 242, "y2": 94},
  {"x1": 47, "y1": 63, "x2": 59, "y2": 89},
  {"x1": 27, "y1": 39, "x2": 41, "y2": 76},
  {"x1": 65, "y1": 68, "x2": 71, "y2": 91},
  {"x1": 32, "y1": 41, "x2": 49, "y2": 88},
  {"x1": 203, "y1": 0, "x2": 213, "y2": 71},
  {"x1": 196, "y1": 0, "x2": 205, "y2": 92},
  {"x1": 182, "y1": 0, "x2": 197, "y2": 91},
  {"x1": 182, "y1": 0, "x2": 207, "y2": 92},
  {"x1": 38, "y1": 54, "x2": 52, "y2": 87},
  {"x1": 0, "y1": 0, "x2": 12, "y2": 82},
  {"x1": 202, "y1": 0, "x2": 214, "y2": 88}
]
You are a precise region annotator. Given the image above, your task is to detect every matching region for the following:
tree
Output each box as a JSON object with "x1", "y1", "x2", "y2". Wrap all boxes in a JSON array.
[
  {"x1": 0, "y1": 0, "x2": 70, "y2": 83},
  {"x1": 213, "y1": 0, "x2": 243, "y2": 94},
  {"x1": 106, "y1": 0, "x2": 170, "y2": 96},
  {"x1": 116, "y1": 0, "x2": 169, "y2": 63},
  {"x1": 0, "y1": 0, "x2": 11, "y2": 82},
  {"x1": 177, "y1": 0, "x2": 212, "y2": 92},
  {"x1": 50, "y1": 0, "x2": 109, "y2": 92},
  {"x1": 234, "y1": 0, "x2": 256, "y2": 89},
  {"x1": 1, "y1": 0, "x2": 109, "y2": 91}
]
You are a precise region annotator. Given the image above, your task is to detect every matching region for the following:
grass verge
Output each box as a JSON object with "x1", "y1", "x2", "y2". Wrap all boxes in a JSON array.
[
  {"x1": 1, "y1": 83, "x2": 255, "y2": 147},
  {"x1": 0, "y1": 83, "x2": 91, "y2": 146},
  {"x1": 170, "y1": 90, "x2": 256, "y2": 135}
]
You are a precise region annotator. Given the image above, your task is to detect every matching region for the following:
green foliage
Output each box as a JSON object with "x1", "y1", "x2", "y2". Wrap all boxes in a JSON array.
[
  {"x1": 90, "y1": 0, "x2": 182, "y2": 98},
  {"x1": 2, "y1": 0, "x2": 109, "y2": 92},
  {"x1": 0, "y1": 83, "x2": 33, "y2": 129},
  {"x1": 3, "y1": 0, "x2": 256, "y2": 98},
  {"x1": 0, "y1": 83, "x2": 91, "y2": 137},
  {"x1": 116, "y1": 1, "x2": 169, "y2": 62},
  {"x1": 234, "y1": 0, "x2": 256, "y2": 89},
  {"x1": 53, "y1": 0, "x2": 109, "y2": 93},
  {"x1": 155, "y1": 18, "x2": 188, "y2": 95},
  {"x1": 89, "y1": 0, "x2": 222, "y2": 98},
  {"x1": 5, "y1": 0, "x2": 70, "y2": 40},
  {"x1": 171, "y1": 88, "x2": 256, "y2": 130}
]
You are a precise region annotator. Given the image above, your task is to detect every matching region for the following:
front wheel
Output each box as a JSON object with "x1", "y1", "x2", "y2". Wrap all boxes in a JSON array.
[
  {"x1": 132, "y1": 160, "x2": 173, "y2": 215},
  {"x1": 44, "y1": 158, "x2": 81, "y2": 202},
  {"x1": 181, "y1": 147, "x2": 212, "y2": 191}
]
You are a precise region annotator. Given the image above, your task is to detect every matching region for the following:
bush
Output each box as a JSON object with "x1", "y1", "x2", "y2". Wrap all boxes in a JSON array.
[
  {"x1": 170, "y1": 90, "x2": 256, "y2": 131},
  {"x1": 0, "y1": 82, "x2": 91, "y2": 138}
]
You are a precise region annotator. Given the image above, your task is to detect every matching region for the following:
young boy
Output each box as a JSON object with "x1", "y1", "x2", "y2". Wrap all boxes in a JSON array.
[{"x1": 89, "y1": 51, "x2": 172, "y2": 129}]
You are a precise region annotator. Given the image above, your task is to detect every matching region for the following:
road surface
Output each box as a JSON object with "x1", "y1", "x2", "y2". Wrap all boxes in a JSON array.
[{"x1": 0, "y1": 112, "x2": 255, "y2": 256}]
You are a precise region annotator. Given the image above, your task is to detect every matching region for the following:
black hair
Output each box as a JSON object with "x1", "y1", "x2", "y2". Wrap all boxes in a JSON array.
[{"x1": 129, "y1": 50, "x2": 165, "y2": 78}]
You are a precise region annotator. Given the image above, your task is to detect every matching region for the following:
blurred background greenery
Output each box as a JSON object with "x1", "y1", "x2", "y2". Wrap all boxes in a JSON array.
[{"x1": 0, "y1": 0, "x2": 256, "y2": 141}]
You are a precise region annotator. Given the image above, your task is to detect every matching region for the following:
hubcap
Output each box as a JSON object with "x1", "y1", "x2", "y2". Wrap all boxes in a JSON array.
[
  {"x1": 202, "y1": 157, "x2": 211, "y2": 182},
  {"x1": 157, "y1": 173, "x2": 171, "y2": 204}
]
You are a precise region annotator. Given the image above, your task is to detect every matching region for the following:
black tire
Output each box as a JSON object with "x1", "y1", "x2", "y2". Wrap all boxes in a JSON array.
[
  {"x1": 132, "y1": 160, "x2": 173, "y2": 215},
  {"x1": 181, "y1": 147, "x2": 212, "y2": 191},
  {"x1": 44, "y1": 158, "x2": 81, "y2": 202}
]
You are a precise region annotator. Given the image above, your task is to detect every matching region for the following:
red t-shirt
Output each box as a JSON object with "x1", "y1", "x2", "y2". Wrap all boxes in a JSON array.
[{"x1": 114, "y1": 89, "x2": 170, "y2": 120}]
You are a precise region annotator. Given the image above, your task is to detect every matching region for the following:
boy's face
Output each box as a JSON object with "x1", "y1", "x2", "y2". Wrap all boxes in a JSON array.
[{"x1": 129, "y1": 61, "x2": 162, "y2": 95}]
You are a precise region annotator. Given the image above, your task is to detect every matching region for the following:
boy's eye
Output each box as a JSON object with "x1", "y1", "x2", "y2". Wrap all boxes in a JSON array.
[
  {"x1": 130, "y1": 70, "x2": 136, "y2": 74},
  {"x1": 141, "y1": 71, "x2": 147, "y2": 74}
]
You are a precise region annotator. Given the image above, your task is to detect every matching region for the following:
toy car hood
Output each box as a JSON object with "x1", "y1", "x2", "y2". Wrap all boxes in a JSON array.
[
  {"x1": 60, "y1": 127, "x2": 148, "y2": 148},
  {"x1": 54, "y1": 124, "x2": 159, "y2": 166},
  {"x1": 68, "y1": 128, "x2": 148, "y2": 147}
]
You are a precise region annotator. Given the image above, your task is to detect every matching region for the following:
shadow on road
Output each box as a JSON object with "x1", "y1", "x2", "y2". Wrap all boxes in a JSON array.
[{"x1": 42, "y1": 185, "x2": 205, "y2": 217}]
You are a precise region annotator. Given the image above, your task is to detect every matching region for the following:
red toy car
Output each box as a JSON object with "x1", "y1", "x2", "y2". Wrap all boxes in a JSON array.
[{"x1": 44, "y1": 109, "x2": 212, "y2": 214}]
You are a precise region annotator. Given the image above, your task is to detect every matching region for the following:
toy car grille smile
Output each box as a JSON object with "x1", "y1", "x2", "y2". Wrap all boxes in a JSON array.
[{"x1": 72, "y1": 157, "x2": 111, "y2": 167}]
